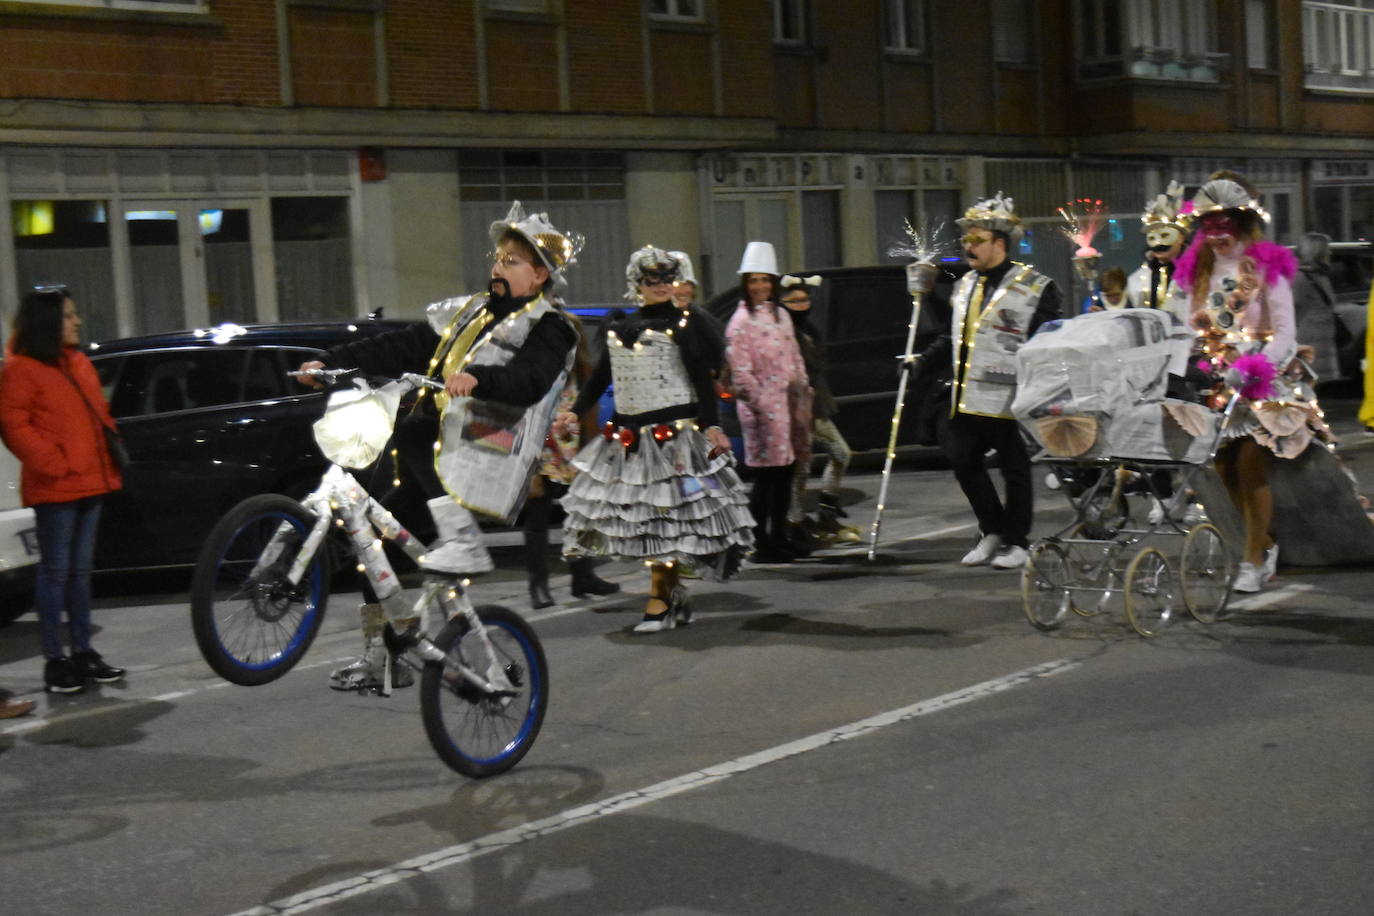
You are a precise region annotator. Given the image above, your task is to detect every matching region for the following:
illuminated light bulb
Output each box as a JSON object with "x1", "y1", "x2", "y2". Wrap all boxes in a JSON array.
[
  {"x1": 356, "y1": 563, "x2": 366, "y2": 572},
  {"x1": 335, "y1": 518, "x2": 345, "y2": 526},
  {"x1": 371, "y1": 539, "x2": 382, "y2": 551},
  {"x1": 461, "y1": 578, "x2": 471, "y2": 587},
  {"x1": 448, "y1": 589, "x2": 457, "y2": 600}
]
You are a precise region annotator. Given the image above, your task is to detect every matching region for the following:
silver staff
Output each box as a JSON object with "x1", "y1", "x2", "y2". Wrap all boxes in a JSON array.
[{"x1": 868, "y1": 220, "x2": 947, "y2": 560}]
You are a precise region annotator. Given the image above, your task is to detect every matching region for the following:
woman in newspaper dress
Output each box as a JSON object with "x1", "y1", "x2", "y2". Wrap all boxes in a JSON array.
[
  {"x1": 559, "y1": 247, "x2": 754, "y2": 633},
  {"x1": 1176, "y1": 176, "x2": 1306, "y2": 594}
]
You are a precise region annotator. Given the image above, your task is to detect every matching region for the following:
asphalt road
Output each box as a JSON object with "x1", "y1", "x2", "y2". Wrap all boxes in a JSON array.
[{"x1": 3, "y1": 421, "x2": 1374, "y2": 915}]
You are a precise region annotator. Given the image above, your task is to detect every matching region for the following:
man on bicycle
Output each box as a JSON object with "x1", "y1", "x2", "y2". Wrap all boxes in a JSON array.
[{"x1": 297, "y1": 201, "x2": 581, "y2": 690}]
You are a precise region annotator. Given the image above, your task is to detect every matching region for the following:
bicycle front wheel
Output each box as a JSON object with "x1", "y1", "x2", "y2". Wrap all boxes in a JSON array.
[
  {"x1": 421, "y1": 605, "x2": 548, "y2": 778},
  {"x1": 191, "y1": 494, "x2": 330, "y2": 685}
]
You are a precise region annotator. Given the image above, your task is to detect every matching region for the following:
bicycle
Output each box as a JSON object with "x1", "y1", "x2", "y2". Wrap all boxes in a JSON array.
[{"x1": 189, "y1": 369, "x2": 548, "y2": 778}]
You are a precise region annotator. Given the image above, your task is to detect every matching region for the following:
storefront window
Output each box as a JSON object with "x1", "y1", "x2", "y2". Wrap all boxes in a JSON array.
[
  {"x1": 271, "y1": 197, "x2": 355, "y2": 320},
  {"x1": 12, "y1": 200, "x2": 117, "y2": 343}
]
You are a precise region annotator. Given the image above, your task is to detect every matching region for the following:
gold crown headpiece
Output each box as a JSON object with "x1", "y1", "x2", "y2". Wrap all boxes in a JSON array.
[
  {"x1": 490, "y1": 201, "x2": 586, "y2": 276},
  {"x1": 957, "y1": 191, "x2": 1024, "y2": 242},
  {"x1": 1141, "y1": 179, "x2": 1194, "y2": 231}
]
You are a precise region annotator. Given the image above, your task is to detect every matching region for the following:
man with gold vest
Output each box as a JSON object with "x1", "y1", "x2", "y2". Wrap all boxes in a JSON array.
[
  {"x1": 298, "y1": 201, "x2": 580, "y2": 689},
  {"x1": 922, "y1": 193, "x2": 1062, "y2": 570},
  {"x1": 1126, "y1": 180, "x2": 1192, "y2": 322}
]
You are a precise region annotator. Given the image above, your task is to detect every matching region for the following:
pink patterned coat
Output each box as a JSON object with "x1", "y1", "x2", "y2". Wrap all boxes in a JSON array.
[{"x1": 725, "y1": 300, "x2": 812, "y2": 468}]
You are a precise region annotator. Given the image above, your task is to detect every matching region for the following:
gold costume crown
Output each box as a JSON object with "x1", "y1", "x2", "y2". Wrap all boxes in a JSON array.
[{"x1": 957, "y1": 191, "x2": 1023, "y2": 242}]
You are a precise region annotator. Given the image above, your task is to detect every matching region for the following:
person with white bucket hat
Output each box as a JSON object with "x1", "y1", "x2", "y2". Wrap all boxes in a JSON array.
[{"x1": 725, "y1": 241, "x2": 813, "y2": 563}]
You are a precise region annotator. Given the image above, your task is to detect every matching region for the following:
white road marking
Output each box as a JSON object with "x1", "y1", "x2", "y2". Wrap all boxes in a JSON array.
[
  {"x1": 227, "y1": 657, "x2": 1079, "y2": 916},
  {"x1": 1228, "y1": 581, "x2": 1316, "y2": 611}
]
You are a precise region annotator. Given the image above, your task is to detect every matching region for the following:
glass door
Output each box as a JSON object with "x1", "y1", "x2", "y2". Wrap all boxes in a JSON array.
[{"x1": 119, "y1": 200, "x2": 273, "y2": 336}]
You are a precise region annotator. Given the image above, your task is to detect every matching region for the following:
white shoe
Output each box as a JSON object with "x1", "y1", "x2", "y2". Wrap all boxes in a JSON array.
[
  {"x1": 1233, "y1": 562, "x2": 1263, "y2": 594},
  {"x1": 1147, "y1": 498, "x2": 1166, "y2": 526},
  {"x1": 990, "y1": 544, "x2": 1029, "y2": 569},
  {"x1": 1263, "y1": 543, "x2": 1279, "y2": 582},
  {"x1": 961, "y1": 533, "x2": 1002, "y2": 566},
  {"x1": 1181, "y1": 503, "x2": 1207, "y2": 526}
]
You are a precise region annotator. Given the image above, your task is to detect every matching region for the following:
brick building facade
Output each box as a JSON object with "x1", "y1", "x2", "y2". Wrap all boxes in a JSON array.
[{"x1": 1, "y1": 0, "x2": 1371, "y2": 337}]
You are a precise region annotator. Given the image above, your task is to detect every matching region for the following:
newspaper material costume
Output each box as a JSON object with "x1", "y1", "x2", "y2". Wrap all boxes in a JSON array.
[
  {"x1": 315, "y1": 201, "x2": 580, "y2": 688},
  {"x1": 1174, "y1": 179, "x2": 1314, "y2": 457},
  {"x1": 1125, "y1": 180, "x2": 1193, "y2": 323},
  {"x1": 561, "y1": 248, "x2": 753, "y2": 578}
]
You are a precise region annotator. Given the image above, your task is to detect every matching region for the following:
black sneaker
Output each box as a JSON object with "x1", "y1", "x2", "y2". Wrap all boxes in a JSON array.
[
  {"x1": 44, "y1": 657, "x2": 85, "y2": 694},
  {"x1": 73, "y1": 649, "x2": 126, "y2": 684}
]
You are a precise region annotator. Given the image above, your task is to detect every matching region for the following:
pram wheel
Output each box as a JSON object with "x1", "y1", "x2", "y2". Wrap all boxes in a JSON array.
[
  {"x1": 1022, "y1": 541, "x2": 1071, "y2": 631},
  {"x1": 1124, "y1": 547, "x2": 1178, "y2": 637},
  {"x1": 1180, "y1": 523, "x2": 1236, "y2": 623}
]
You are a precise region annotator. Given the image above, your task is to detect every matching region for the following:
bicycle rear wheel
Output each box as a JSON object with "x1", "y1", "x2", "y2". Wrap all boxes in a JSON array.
[
  {"x1": 421, "y1": 605, "x2": 548, "y2": 778},
  {"x1": 191, "y1": 494, "x2": 329, "y2": 685}
]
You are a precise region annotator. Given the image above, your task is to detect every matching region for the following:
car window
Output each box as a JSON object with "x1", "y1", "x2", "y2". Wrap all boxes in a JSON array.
[
  {"x1": 103, "y1": 349, "x2": 249, "y2": 419},
  {"x1": 1329, "y1": 252, "x2": 1373, "y2": 302}
]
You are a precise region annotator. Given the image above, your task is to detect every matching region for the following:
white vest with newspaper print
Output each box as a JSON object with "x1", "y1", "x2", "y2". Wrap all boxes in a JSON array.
[
  {"x1": 427, "y1": 292, "x2": 575, "y2": 524},
  {"x1": 952, "y1": 264, "x2": 1052, "y2": 420}
]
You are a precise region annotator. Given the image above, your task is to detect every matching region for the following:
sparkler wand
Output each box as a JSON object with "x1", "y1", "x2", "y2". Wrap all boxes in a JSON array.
[
  {"x1": 868, "y1": 218, "x2": 949, "y2": 560},
  {"x1": 1058, "y1": 197, "x2": 1109, "y2": 309}
]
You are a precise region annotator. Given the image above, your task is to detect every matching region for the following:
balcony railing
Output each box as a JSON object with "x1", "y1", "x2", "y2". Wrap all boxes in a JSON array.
[{"x1": 1304, "y1": 0, "x2": 1374, "y2": 92}]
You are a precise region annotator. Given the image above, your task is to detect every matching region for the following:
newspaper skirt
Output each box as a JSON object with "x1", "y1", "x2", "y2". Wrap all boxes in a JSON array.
[
  {"x1": 561, "y1": 422, "x2": 755, "y2": 578},
  {"x1": 1217, "y1": 362, "x2": 1325, "y2": 461}
]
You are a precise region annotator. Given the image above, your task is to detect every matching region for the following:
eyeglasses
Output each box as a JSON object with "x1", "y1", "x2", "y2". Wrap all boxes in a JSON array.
[
  {"x1": 781, "y1": 296, "x2": 811, "y2": 305},
  {"x1": 32, "y1": 283, "x2": 70, "y2": 296},
  {"x1": 491, "y1": 253, "x2": 532, "y2": 270},
  {"x1": 961, "y1": 234, "x2": 993, "y2": 247}
]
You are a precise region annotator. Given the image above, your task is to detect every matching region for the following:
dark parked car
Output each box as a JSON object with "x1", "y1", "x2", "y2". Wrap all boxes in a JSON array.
[
  {"x1": 87, "y1": 317, "x2": 419, "y2": 571},
  {"x1": 706, "y1": 262, "x2": 966, "y2": 454},
  {"x1": 1328, "y1": 241, "x2": 1373, "y2": 386}
]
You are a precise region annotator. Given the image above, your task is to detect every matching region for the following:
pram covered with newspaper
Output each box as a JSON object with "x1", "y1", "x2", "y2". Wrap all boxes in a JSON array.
[{"x1": 1009, "y1": 308, "x2": 1237, "y2": 637}]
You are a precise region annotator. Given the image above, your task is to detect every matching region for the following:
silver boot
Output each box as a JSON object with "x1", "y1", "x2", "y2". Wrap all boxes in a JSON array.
[{"x1": 419, "y1": 496, "x2": 494, "y2": 576}]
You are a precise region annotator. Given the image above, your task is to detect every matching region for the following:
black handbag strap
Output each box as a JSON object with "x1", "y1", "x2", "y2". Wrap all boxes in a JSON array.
[{"x1": 59, "y1": 367, "x2": 115, "y2": 432}]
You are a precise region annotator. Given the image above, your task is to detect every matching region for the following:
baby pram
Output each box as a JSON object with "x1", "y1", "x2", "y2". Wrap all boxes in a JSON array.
[{"x1": 1011, "y1": 309, "x2": 1238, "y2": 637}]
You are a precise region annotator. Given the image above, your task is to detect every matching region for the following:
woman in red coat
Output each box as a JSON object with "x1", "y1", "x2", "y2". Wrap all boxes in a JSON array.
[{"x1": 0, "y1": 288, "x2": 124, "y2": 694}]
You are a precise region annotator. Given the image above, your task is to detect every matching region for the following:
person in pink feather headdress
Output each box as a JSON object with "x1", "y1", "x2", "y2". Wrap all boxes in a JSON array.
[{"x1": 1176, "y1": 173, "x2": 1306, "y2": 594}]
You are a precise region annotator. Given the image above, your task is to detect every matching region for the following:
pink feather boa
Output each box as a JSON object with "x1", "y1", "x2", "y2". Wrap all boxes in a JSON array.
[
  {"x1": 1174, "y1": 237, "x2": 1297, "y2": 293},
  {"x1": 1230, "y1": 351, "x2": 1277, "y2": 401}
]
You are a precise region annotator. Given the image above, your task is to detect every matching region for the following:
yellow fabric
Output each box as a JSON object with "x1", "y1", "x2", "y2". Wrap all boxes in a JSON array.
[
  {"x1": 1360, "y1": 280, "x2": 1374, "y2": 427},
  {"x1": 429, "y1": 309, "x2": 494, "y2": 415}
]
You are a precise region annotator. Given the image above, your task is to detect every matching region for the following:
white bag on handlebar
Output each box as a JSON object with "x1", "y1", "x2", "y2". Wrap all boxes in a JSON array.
[{"x1": 312, "y1": 379, "x2": 406, "y2": 469}]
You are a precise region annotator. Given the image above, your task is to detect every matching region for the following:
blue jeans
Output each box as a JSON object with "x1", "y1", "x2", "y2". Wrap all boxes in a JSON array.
[{"x1": 33, "y1": 496, "x2": 103, "y2": 660}]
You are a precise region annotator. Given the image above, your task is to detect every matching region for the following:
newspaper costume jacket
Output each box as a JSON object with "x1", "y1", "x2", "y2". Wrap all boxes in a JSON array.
[
  {"x1": 427, "y1": 291, "x2": 576, "y2": 524},
  {"x1": 951, "y1": 263, "x2": 1054, "y2": 419}
]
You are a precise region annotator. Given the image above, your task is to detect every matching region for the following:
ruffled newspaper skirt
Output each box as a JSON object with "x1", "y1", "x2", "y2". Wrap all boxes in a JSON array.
[{"x1": 561, "y1": 425, "x2": 755, "y2": 578}]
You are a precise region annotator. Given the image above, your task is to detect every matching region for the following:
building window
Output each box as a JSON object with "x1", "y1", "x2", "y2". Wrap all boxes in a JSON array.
[
  {"x1": 1077, "y1": 0, "x2": 1224, "y2": 83},
  {"x1": 1304, "y1": 0, "x2": 1374, "y2": 92},
  {"x1": 772, "y1": 0, "x2": 806, "y2": 44},
  {"x1": 459, "y1": 150, "x2": 625, "y2": 203},
  {"x1": 992, "y1": 0, "x2": 1034, "y2": 64},
  {"x1": 3, "y1": 0, "x2": 206, "y2": 11},
  {"x1": 484, "y1": 0, "x2": 548, "y2": 12},
  {"x1": 12, "y1": 200, "x2": 118, "y2": 344},
  {"x1": 648, "y1": 0, "x2": 703, "y2": 22},
  {"x1": 884, "y1": 0, "x2": 926, "y2": 53},
  {"x1": 1246, "y1": 0, "x2": 1275, "y2": 69}
]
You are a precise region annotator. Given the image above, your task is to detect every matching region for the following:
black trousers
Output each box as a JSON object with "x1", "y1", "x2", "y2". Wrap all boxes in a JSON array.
[
  {"x1": 748, "y1": 465, "x2": 794, "y2": 547},
  {"x1": 941, "y1": 412, "x2": 1032, "y2": 549}
]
